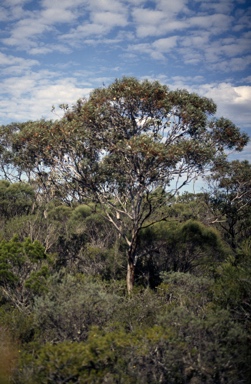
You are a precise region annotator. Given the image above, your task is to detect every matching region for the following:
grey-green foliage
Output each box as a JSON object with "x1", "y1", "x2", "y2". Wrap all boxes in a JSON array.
[
  {"x1": 213, "y1": 238, "x2": 251, "y2": 326},
  {"x1": 33, "y1": 273, "x2": 121, "y2": 343},
  {"x1": 110, "y1": 287, "x2": 163, "y2": 331},
  {"x1": 137, "y1": 219, "x2": 229, "y2": 289},
  {"x1": 0, "y1": 201, "x2": 73, "y2": 251},
  {"x1": 0, "y1": 180, "x2": 35, "y2": 219},
  {"x1": 206, "y1": 160, "x2": 251, "y2": 250},
  {"x1": 159, "y1": 271, "x2": 214, "y2": 308},
  {"x1": 52, "y1": 205, "x2": 125, "y2": 280},
  {"x1": 0, "y1": 181, "x2": 36, "y2": 242},
  {"x1": 155, "y1": 272, "x2": 250, "y2": 383},
  {"x1": 70, "y1": 204, "x2": 93, "y2": 221},
  {"x1": 0, "y1": 236, "x2": 52, "y2": 310},
  {"x1": 17, "y1": 273, "x2": 251, "y2": 384}
]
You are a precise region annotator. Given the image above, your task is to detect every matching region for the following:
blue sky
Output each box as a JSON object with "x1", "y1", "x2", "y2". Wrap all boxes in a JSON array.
[{"x1": 1, "y1": 0, "x2": 251, "y2": 166}]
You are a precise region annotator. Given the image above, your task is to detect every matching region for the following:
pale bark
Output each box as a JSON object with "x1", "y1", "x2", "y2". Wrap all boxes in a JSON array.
[
  {"x1": 126, "y1": 259, "x2": 135, "y2": 295},
  {"x1": 126, "y1": 233, "x2": 137, "y2": 294}
]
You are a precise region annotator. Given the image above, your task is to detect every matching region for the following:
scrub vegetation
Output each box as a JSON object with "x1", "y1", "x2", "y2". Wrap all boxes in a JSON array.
[{"x1": 0, "y1": 78, "x2": 250, "y2": 383}]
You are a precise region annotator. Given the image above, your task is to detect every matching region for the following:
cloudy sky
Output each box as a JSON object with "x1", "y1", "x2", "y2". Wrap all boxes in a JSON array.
[{"x1": 1, "y1": 0, "x2": 251, "y2": 164}]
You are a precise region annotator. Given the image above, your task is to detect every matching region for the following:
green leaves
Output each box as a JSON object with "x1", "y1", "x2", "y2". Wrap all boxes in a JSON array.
[
  {"x1": 17, "y1": 272, "x2": 251, "y2": 384},
  {"x1": 0, "y1": 237, "x2": 52, "y2": 308},
  {"x1": 0, "y1": 180, "x2": 35, "y2": 219},
  {"x1": 211, "y1": 117, "x2": 249, "y2": 151},
  {"x1": 0, "y1": 236, "x2": 24, "y2": 286}
]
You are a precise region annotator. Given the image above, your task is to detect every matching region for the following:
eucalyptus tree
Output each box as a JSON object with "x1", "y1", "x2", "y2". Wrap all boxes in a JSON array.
[
  {"x1": 0, "y1": 77, "x2": 248, "y2": 293},
  {"x1": 206, "y1": 159, "x2": 251, "y2": 250}
]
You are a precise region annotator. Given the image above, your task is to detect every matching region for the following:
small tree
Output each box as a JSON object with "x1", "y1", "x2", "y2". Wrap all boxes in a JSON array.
[
  {"x1": 206, "y1": 160, "x2": 251, "y2": 250},
  {"x1": 0, "y1": 237, "x2": 52, "y2": 310},
  {"x1": 1, "y1": 77, "x2": 248, "y2": 293}
]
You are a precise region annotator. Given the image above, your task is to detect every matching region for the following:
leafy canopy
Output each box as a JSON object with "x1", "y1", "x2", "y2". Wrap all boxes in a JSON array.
[{"x1": 0, "y1": 77, "x2": 248, "y2": 292}]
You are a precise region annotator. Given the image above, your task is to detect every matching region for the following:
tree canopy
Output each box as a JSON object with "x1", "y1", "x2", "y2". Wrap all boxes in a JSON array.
[{"x1": 0, "y1": 77, "x2": 248, "y2": 292}]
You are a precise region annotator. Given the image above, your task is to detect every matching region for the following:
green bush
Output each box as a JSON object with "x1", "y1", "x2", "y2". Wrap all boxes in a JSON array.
[
  {"x1": 33, "y1": 274, "x2": 121, "y2": 343},
  {"x1": 0, "y1": 237, "x2": 53, "y2": 309}
]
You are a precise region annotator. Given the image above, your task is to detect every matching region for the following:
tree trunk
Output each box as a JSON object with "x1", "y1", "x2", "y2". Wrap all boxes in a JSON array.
[
  {"x1": 126, "y1": 258, "x2": 135, "y2": 295},
  {"x1": 125, "y1": 231, "x2": 138, "y2": 294}
]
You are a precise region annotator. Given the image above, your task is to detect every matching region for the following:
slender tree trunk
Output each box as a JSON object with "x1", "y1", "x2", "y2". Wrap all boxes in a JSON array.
[
  {"x1": 126, "y1": 257, "x2": 135, "y2": 294},
  {"x1": 126, "y1": 234, "x2": 137, "y2": 294}
]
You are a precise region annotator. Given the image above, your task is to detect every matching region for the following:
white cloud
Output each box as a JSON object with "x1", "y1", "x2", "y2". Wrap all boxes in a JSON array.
[
  {"x1": 165, "y1": 76, "x2": 251, "y2": 142},
  {"x1": 2, "y1": 17, "x2": 53, "y2": 49},
  {"x1": 178, "y1": 27, "x2": 251, "y2": 71},
  {"x1": 91, "y1": 11, "x2": 127, "y2": 27},
  {"x1": 0, "y1": 52, "x2": 39, "y2": 74},
  {"x1": 2, "y1": 76, "x2": 36, "y2": 97},
  {"x1": 199, "y1": 0, "x2": 233, "y2": 14},
  {"x1": 205, "y1": 35, "x2": 251, "y2": 61},
  {"x1": 0, "y1": 6, "x2": 10, "y2": 21},
  {"x1": 156, "y1": 0, "x2": 189, "y2": 14},
  {"x1": 0, "y1": 71, "x2": 92, "y2": 123},
  {"x1": 128, "y1": 43, "x2": 160, "y2": 60},
  {"x1": 1, "y1": 0, "x2": 85, "y2": 50},
  {"x1": 65, "y1": 23, "x2": 107, "y2": 39},
  {"x1": 0, "y1": 0, "x2": 30, "y2": 21},
  {"x1": 88, "y1": 0, "x2": 125, "y2": 13},
  {"x1": 209, "y1": 55, "x2": 251, "y2": 72},
  {"x1": 35, "y1": 82, "x2": 87, "y2": 103},
  {"x1": 129, "y1": 1, "x2": 249, "y2": 71},
  {"x1": 132, "y1": 7, "x2": 187, "y2": 37},
  {"x1": 40, "y1": 7, "x2": 77, "y2": 24},
  {"x1": 170, "y1": 75, "x2": 205, "y2": 86},
  {"x1": 180, "y1": 32, "x2": 210, "y2": 48},
  {"x1": 152, "y1": 36, "x2": 178, "y2": 51},
  {"x1": 192, "y1": 82, "x2": 251, "y2": 131},
  {"x1": 189, "y1": 13, "x2": 232, "y2": 33},
  {"x1": 232, "y1": 4, "x2": 251, "y2": 30},
  {"x1": 41, "y1": 0, "x2": 85, "y2": 9},
  {"x1": 3, "y1": 0, "x2": 29, "y2": 5},
  {"x1": 132, "y1": 2, "x2": 233, "y2": 38},
  {"x1": 129, "y1": 36, "x2": 178, "y2": 61},
  {"x1": 28, "y1": 43, "x2": 71, "y2": 55},
  {"x1": 126, "y1": 0, "x2": 145, "y2": 4},
  {"x1": 233, "y1": 86, "x2": 251, "y2": 104},
  {"x1": 57, "y1": 1, "x2": 129, "y2": 43},
  {"x1": 132, "y1": 8, "x2": 164, "y2": 25}
]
